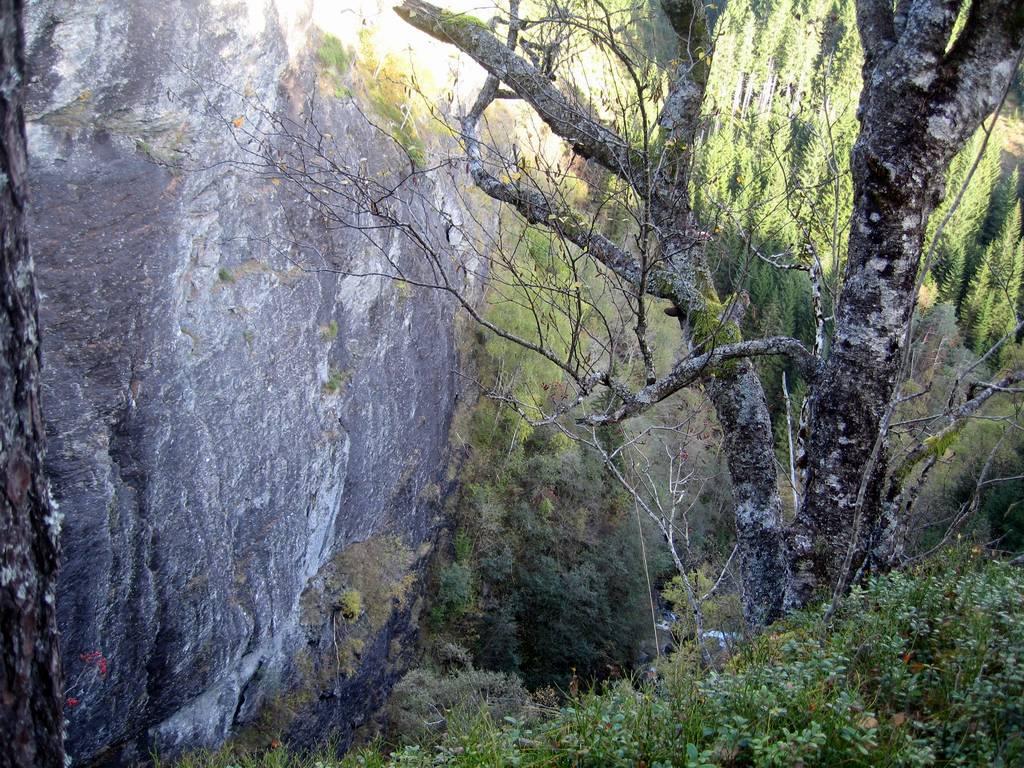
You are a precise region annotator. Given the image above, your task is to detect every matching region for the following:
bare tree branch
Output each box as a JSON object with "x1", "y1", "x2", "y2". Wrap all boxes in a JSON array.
[
  {"x1": 582, "y1": 336, "x2": 815, "y2": 425},
  {"x1": 938, "y1": 0, "x2": 1024, "y2": 149},
  {"x1": 395, "y1": 0, "x2": 645, "y2": 185},
  {"x1": 891, "y1": 370, "x2": 1024, "y2": 484}
]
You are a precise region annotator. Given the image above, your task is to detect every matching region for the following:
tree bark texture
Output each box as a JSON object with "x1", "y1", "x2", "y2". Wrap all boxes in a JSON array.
[
  {"x1": 0, "y1": 1, "x2": 64, "y2": 765},
  {"x1": 788, "y1": 0, "x2": 1024, "y2": 608},
  {"x1": 705, "y1": 364, "x2": 788, "y2": 626}
]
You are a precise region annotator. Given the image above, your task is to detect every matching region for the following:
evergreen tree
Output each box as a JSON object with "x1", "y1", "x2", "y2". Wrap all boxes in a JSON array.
[
  {"x1": 962, "y1": 194, "x2": 1023, "y2": 354},
  {"x1": 928, "y1": 125, "x2": 1004, "y2": 304}
]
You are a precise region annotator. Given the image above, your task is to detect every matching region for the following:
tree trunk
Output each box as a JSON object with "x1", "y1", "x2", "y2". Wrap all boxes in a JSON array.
[
  {"x1": 0, "y1": 1, "x2": 65, "y2": 765},
  {"x1": 706, "y1": 363, "x2": 788, "y2": 627},
  {"x1": 787, "y1": 130, "x2": 939, "y2": 607},
  {"x1": 787, "y1": 0, "x2": 1024, "y2": 608}
]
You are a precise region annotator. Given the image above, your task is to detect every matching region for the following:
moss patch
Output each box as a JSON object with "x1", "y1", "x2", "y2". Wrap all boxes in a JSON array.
[
  {"x1": 299, "y1": 534, "x2": 417, "y2": 635},
  {"x1": 319, "y1": 320, "x2": 339, "y2": 341},
  {"x1": 338, "y1": 589, "x2": 362, "y2": 621},
  {"x1": 322, "y1": 367, "x2": 351, "y2": 395}
]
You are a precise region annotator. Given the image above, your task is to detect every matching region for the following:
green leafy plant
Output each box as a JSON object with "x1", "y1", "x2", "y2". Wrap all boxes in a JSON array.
[{"x1": 338, "y1": 589, "x2": 362, "y2": 621}]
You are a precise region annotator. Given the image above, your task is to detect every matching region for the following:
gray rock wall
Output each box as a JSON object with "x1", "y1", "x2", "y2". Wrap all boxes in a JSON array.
[{"x1": 25, "y1": 1, "x2": 463, "y2": 763}]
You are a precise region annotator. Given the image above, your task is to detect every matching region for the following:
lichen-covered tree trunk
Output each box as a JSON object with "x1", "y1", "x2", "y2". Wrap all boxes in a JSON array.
[
  {"x1": 0, "y1": 1, "x2": 64, "y2": 765},
  {"x1": 787, "y1": 0, "x2": 1024, "y2": 608},
  {"x1": 705, "y1": 364, "x2": 788, "y2": 626},
  {"x1": 787, "y1": 132, "x2": 940, "y2": 607}
]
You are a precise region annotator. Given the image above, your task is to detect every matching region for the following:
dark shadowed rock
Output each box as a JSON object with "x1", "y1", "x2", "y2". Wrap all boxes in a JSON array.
[{"x1": 24, "y1": 0, "x2": 467, "y2": 762}]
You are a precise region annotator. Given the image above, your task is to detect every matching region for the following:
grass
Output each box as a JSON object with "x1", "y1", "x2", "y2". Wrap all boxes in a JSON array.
[
  {"x1": 322, "y1": 368, "x2": 351, "y2": 394},
  {"x1": 317, "y1": 33, "x2": 355, "y2": 102},
  {"x1": 164, "y1": 549, "x2": 1024, "y2": 767},
  {"x1": 318, "y1": 34, "x2": 352, "y2": 76},
  {"x1": 320, "y1": 321, "x2": 339, "y2": 342}
]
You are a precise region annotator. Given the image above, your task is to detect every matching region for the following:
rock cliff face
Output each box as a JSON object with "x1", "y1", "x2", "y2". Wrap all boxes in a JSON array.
[{"x1": 25, "y1": 1, "x2": 464, "y2": 763}]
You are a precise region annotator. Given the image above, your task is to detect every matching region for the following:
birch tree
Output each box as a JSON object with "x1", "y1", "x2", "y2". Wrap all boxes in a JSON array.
[
  {"x1": 388, "y1": 0, "x2": 1024, "y2": 621},
  {"x1": 221, "y1": 0, "x2": 1023, "y2": 627}
]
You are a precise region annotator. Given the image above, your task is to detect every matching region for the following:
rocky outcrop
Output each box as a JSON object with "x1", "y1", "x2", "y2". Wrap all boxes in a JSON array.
[{"x1": 25, "y1": 1, "x2": 464, "y2": 763}]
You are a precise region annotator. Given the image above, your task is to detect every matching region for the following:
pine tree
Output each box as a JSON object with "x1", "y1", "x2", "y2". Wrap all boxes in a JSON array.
[
  {"x1": 929, "y1": 124, "x2": 1004, "y2": 304},
  {"x1": 963, "y1": 197, "x2": 1023, "y2": 354}
]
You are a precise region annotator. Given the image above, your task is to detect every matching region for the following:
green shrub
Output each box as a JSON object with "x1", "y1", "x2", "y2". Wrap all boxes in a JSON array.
[
  {"x1": 435, "y1": 564, "x2": 473, "y2": 620},
  {"x1": 317, "y1": 33, "x2": 351, "y2": 75},
  {"x1": 452, "y1": 529, "x2": 472, "y2": 564},
  {"x1": 397, "y1": 551, "x2": 1024, "y2": 767},
  {"x1": 338, "y1": 589, "x2": 362, "y2": 621},
  {"x1": 432, "y1": 641, "x2": 473, "y2": 672},
  {"x1": 386, "y1": 667, "x2": 530, "y2": 746},
  {"x1": 166, "y1": 553, "x2": 1024, "y2": 767},
  {"x1": 430, "y1": 393, "x2": 653, "y2": 691}
]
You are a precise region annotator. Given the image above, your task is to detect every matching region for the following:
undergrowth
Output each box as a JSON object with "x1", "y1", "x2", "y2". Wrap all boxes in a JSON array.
[{"x1": 166, "y1": 549, "x2": 1022, "y2": 767}]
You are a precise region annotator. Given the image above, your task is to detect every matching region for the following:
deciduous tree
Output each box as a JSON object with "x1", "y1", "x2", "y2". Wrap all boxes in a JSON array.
[{"x1": 391, "y1": 0, "x2": 1024, "y2": 621}]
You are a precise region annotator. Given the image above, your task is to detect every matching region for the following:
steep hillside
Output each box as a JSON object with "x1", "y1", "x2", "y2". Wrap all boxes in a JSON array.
[
  {"x1": 25, "y1": 0, "x2": 471, "y2": 763},
  {"x1": 167, "y1": 550, "x2": 1024, "y2": 767}
]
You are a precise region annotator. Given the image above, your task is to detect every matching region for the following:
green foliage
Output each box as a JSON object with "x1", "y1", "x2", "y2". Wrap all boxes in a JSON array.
[
  {"x1": 929, "y1": 126, "x2": 1005, "y2": 303},
  {"x1": 298, "y1": 534, "x2": 417, "y2": 661},
  {"x1": 180, "y1": 553, "x2": 1023, "y2": 767},
  {"x1": 318, "y1": 34, "x2": 352, "y2": 76},
  {"x1": 452, "y1": 529, "x2": 472, "y2": 564},
  {"x1": 431, "y1": 408, "x2": 654, "y2": 689},
  {"x1": 338, "y1": 589, "x2": 362, "y2": 621},
  {"x1": 218, "y1": 267, "x2": 235, "y2": 283},
  {"x1": 386, "y1": 667, "x2": 530, "y2": 746},
  {"x1": 316, "y1": 33, "x2": 355, "y2": 101},
  {"x1": 685, "y1": 0, "x2": 863, "y2": 414},
  {"x1": 662, "y1": 566, "x2": 744, "y2": 640},
  {"x1": 961, "y1": 190, "x2": 1023, "y2": 356},
  {"x1": 433, "y1": 563, "x2": 474, "y2": 623},
  {"x1": 694, "y1": 0, "x2": 1023, "y2": 405},
  {"x1": 695, "y1": 0, "x2": 861, "y2": 275},
  {"x1": 985, "y1": 477, "x2": 1024, "y2": 551},
  {"x1": 355, "y1": 33, "x2": 426, "y2": 166},
  {"x1": 427, "y1": 227, "x2": 656, "y2": 688},
  {"x1": 155, "y1": 742, "x2": 347, "y2": 768}
]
